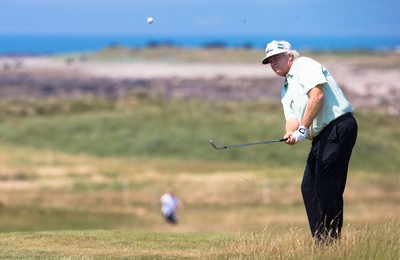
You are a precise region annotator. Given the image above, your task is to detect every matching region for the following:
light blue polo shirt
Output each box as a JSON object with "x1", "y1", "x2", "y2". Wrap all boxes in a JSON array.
[{"x1": 281, "y1": 57, "x2": 354, "y2": 139}]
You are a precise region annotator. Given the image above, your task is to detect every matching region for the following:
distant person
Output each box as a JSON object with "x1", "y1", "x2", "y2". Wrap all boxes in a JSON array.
[
  {"x1": 160, "y1": 188, "x2": 184, "y2": 224},
  {"x1": 262, "y1": 40, "x2": 358, "y2": 243}
]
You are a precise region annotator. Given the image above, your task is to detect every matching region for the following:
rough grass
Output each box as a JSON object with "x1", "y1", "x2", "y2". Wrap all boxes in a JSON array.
[
  {"x1": 0, "y1": 97, "x2": 398, "y2": 172},
  {"x1": 225, "y1": 220, "x2": 400, "y2": 260}
]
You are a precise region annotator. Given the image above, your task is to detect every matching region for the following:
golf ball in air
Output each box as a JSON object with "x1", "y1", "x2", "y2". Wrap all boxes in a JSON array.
[{"x1": 147, "y1": 17, "x2": 154, "y2": 24}]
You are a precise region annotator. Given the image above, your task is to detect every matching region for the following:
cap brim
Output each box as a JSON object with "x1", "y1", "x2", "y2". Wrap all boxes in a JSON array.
[
  {"x1": 262, "y1": 57, "x2": 270, "y2": 64},
  {"x1": 261, "y1": 49, "x2": 288, "y2": 65}
]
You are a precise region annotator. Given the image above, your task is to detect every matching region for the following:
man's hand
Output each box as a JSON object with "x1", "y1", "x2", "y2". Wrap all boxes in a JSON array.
[
  {"x1": 285, "y1": 126, "x2": 308, "y2": 144},
  {"x1": 292, "y1": 126, "x2": 307, "y2": 142},
  {"x1": 284, "y1": 131, "x2": 297, "y2": 145}
]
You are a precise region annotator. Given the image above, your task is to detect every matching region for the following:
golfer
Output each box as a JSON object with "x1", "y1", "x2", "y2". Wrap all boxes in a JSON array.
[
  {"x1": 160, "y1": 188, "x2": 183, "y2": 224},
  {"x1": 262, "y1": 40, "x2": 358, "y2": 243}
]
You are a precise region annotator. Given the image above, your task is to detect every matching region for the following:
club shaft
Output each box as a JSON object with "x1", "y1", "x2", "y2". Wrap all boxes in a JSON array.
[{"x1": 210, "y1": 138, "x2": 287, "y2": 149}]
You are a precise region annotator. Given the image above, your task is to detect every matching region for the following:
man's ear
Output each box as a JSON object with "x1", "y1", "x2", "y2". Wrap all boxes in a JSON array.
[{"x1": 288, "y1": 53, "x2": 294, "y2": 61}]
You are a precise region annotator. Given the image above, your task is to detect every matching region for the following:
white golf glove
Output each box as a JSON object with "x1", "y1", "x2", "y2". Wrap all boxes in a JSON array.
[{"x1": 292, "y1": 126, "x2": 307, "y2": 142}]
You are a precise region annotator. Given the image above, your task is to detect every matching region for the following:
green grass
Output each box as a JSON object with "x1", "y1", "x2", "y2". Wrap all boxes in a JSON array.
[
  {"x1": 61, "y1": 46, "x2": 400, "y2": 69},
  {"x1": 0, "y1": 230, "x2": 228, "y2": 259},
  {"x1": 0, "y1": 206, "x2": 138, "y2": 232},
  {"x1": 0, "y1": 96, "x2": 398, "y2": 173}
]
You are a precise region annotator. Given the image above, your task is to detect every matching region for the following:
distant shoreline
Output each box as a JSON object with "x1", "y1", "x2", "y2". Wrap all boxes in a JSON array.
[{"x1": 1, "y1": 34, "x2": 399, "y2": 55}]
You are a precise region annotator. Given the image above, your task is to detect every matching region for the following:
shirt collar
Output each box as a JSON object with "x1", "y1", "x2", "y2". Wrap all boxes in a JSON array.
[
  {"x1": 283, "y1": 78, "x2": 289, "y2": 89},
  {"x1": 286, "y1": 59, "x2": 296, "y2": 78}
]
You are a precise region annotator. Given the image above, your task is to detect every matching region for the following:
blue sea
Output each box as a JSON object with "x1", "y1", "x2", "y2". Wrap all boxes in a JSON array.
[{"x1": 1, "y1": 34, "x2": 399, "y2": 55}]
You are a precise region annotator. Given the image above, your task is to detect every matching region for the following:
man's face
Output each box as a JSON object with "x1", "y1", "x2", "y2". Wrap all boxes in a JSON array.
[{"x1": 268, "y1": 53, "x2": 292, "y2": 77}]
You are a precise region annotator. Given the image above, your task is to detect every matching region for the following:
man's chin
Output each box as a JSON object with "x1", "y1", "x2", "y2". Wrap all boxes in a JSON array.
[
  {"x1": 273, "y1": 69, "x2": 285, "y2": 77},
  {"x1": 276, "y1": 71, "x2": 286, "y2": 77}
]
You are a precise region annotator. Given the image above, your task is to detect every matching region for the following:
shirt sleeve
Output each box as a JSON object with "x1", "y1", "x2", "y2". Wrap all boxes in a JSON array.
[{"x1": 297, "y1": 58, "x2": 327, "y2": 93}]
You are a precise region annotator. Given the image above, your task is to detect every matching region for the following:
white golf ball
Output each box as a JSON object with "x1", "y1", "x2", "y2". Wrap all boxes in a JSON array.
[{"x1": 147, "y1": 17, "x2": 154, "y2": 24}]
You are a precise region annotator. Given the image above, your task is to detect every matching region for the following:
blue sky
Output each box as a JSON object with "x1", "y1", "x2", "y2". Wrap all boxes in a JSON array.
[{"x1": 1, "y1": 0, "x2": 399, "y2": 38}]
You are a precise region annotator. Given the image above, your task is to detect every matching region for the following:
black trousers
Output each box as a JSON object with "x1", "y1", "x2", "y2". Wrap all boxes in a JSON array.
[{"x1": 301, "y1": 113, "x2": 358, "y2": 241}]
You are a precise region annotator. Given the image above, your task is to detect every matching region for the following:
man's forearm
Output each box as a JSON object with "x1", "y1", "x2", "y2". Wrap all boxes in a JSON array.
[
  {"x1": 301, "y1": 85, "x2": 324, "y2": 128},
  {"x1": 286, "y1": 118, "x2": 300, "y2": 132}
]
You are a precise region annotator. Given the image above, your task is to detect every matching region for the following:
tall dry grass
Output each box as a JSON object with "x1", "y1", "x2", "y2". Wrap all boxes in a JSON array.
[{"x1": 224, "y1": 219, "x2": 399, "y2": 259}]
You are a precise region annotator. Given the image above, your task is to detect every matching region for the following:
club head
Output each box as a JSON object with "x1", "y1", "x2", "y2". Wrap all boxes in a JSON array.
[{"x1": 209, "y1": 140, "x2": 221, "y2": 149}]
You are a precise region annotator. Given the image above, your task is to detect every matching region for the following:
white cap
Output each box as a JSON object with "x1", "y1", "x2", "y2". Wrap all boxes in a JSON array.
[{"x1": 262, "y1": 40, "x2": 293, "y2": 64}]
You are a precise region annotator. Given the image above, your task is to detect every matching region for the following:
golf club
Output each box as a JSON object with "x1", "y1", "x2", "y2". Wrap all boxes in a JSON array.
[{"x1": 209, "y1": 137, "x2": 288, "y2": 149}]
